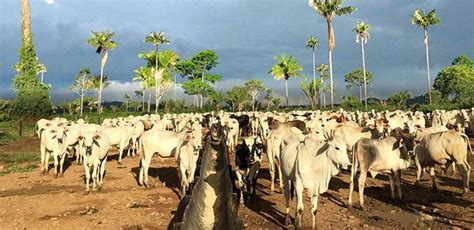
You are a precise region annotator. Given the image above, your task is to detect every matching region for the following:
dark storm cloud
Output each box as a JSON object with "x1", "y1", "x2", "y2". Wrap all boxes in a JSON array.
[{"x1": 1, "y1": 0, "x2": 473, "y2": 104}]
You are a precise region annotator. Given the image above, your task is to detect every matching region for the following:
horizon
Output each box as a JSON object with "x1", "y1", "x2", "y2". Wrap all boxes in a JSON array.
[{"x1": 1, "y1": 0, "x2": 473, "y2": 105}]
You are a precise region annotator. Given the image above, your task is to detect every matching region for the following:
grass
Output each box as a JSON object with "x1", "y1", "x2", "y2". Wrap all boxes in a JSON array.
[
  {"x1": 0, "y1": 120, "x2": 36, "y2": 145},
  {"x1": 0, "y1": 152, "x2": 39, "y2": 175}
]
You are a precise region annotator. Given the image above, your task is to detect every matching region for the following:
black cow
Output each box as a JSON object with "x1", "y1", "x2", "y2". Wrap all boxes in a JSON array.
[
  {"x1": 235, "y1": 139, "x2": 264, "y2": 204},
  {"x1": 230, "y1": 114, "x2": 250, "y2": 137}
]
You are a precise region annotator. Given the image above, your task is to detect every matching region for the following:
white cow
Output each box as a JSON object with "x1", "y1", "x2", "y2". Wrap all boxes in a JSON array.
[
  {"x1": 39, "y1": 127, "x2": 64, "y2": 175},
  {"x1": 280, "y1": 134, "x2": 351, "y2": 229},
  {"x1": 138, "y1": 125, "x2": 202, "y2": 187},
  {"x1": 81, "y1": 130, "x2": 110, "y2": 194},
  {"x1": 175, "y1": 135, "x2": 200, "y2": 196},
  {"x1": 348, "y1": 137, "x2": 411, "y2": 209}
]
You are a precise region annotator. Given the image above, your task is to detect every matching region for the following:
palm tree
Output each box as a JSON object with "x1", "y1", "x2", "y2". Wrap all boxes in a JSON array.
[
  {"x1": 86, "y1": 30, "x2": 117, "y2": 117},
  {"x1": 37, "y1": 63, "x2": 47, "y2": 83},
  {"x1": 411, "y1": 9, "x2": 440, "y2": 105},
  {"x1": 316, "y1": 63, "x2": 329, "y2": 108},
  {"x1": 306, "y1": 36, "x2": 319, "y2": 108},
  {"x1": 300, "y1": 78, "x2": 321, "y2": 109},
  {"x1": 20, "y1": 0, "x2": 32, "y2": 45},
  {"x1": 123, "y1": 94, "x2": 131, "y2": 112},
  {"x1": 134, "y1": 90, "x2": 144, "y2": 111},
  {"x1": 133, "y1": 66, "x2": 154, "y2": 113},
  {"x1": 269, "y1": 54, "x2": 304, "y2": 106},
  {"x1": 309, "y1": 0, "x2": 356, "y2": 109},
  {"x1": 91, "y1": 75, "x2": 110, "y2": 111},
  {"x1": 354, "y1": 21, "x2": 371, "y2": 110},
  {"x1": 144, "y1": 31, "x2": 170, "y2": 113}
]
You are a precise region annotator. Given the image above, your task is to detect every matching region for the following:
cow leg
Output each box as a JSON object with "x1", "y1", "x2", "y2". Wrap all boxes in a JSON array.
[
  {"x1": 394, "y1": 169, "x2": 403, "y2": 200},
  {"x1": 53, "y1": 154, "x2": 60, "y2": 178},
  {"x1": 139, "y1": 158, "x2": 145, "y2": 186},
  {"x1": 40, "y1": 146, "x2": 46, "y2": 174},
  {"x1": 388, "y1": 173, "x2": 395, "y2": 199},
  {"x1": 310, "y1": 195, "x2": 319, "y2": 229},
  {"x1": 117, "y1": 145, "x2": 124, "y2": 164},
  {"x1": 44, "y1": 151, "x2": 50, "y2": 175},
  {"x1": 99, "y1": 156, "x2": 108, "y2": 186},
  {"x1": 268, "y1": 157, "x2": 275, "y2": 195},
  {"x1": 358, "y1": 172, "x2": 367, "y2": 209},
  {"x1": 295, "y1": 177, "x2": 304, "y2": 230},
  {"x1": 83, "y1": 163, "x2": 90, "y2": 194},
  {"x1": 92, "y1": 161, "x2": 99, "y2": 191},
  {"x1": 455, "y1": 161, "x2": 471, "y2": 194},
  {"x1": 429, "y1": 167, "x2": 438, "y2": 191},
  {"x1": 59, "y1": 154, "x2": 66, "y2": 177},
  {"x1": 142, "y1": 157, "x2": 151, "y2": 187},
  {"x1": 179, "y1": 165, "x2": 186, "y2": 197},
  {"x1": 414, "y1": 155, "x2": 423, "y2": 187},
  {"x1": 283, "y1": 178, "x2": 291, "y2": 226},
  {"x1": 277, "y1": 159, "x2": 284, "y2": 191}
]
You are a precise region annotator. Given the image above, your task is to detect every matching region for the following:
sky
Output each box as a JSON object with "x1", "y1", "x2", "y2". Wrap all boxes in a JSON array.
[{"x1": 1, "y1": 0, "x2": 473, "y2": 105}]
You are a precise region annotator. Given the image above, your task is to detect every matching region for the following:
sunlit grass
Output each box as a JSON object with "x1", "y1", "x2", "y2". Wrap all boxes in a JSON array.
[{"x1": 0, "y1": 152, "x2": 39, "y2": 175}]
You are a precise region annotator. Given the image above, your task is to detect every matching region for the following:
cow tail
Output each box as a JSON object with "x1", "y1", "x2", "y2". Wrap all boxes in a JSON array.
[
  {"x1": 174, "y1": 135, "x2": 185, "y2": 161},
  {"x1": 290, "y1": 181, "x2": 295, "y2": 200},
  {"x1": 461, "y1": 134, "x2": 473, "y2": 155},
  {"x1": 350, "y1": 142, "x2": 359, "y2": 185}
]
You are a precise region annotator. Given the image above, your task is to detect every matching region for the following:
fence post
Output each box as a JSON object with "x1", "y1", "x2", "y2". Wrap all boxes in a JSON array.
[{"x1": 19, "y1": 118, "x2": 23, "y2": 137}]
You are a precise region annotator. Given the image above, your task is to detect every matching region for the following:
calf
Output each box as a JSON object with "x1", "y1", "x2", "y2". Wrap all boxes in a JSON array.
[
  {"x1": 175, "y1": 135, "x2": 200, "y2": 196},
  {"x1": 39, "y1": 127, "x2": 64, "y2": 175},
  {"x1": 348, "y1": 136, "x2": 411, "y2": 209}
]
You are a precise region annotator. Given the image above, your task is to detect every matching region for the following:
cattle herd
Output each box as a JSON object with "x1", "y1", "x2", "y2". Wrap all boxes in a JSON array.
[{"x1": 35, "y1": 108, "x2": 473, "y2": 228}]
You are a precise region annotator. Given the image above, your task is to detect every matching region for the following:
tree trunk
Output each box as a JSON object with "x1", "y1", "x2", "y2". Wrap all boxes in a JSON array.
[
  {"x1": 320, "y1": 74, "x2": 324, "y2": 109},
  {"x1": 98, "y1": 53, "x2": 105, "y2": 117},
  {"x1": 285, "y1": 80, "x2": 289, "y2": 107},
  {"x1": 147, "y1": 89, "x2": 151, "y2": 113},
  {"x1": 312, "y1": 48, "x2": 318, "y2": 110},
  {"x1": 361, "y1": 40, "x2": 368, "y2": 110},
  {"x1": 424, "y1": 29, "x2": 432, "y2": 105},
  {"x1": 142, "y1": 91, "x2": 145, "y2": 112},
  {"x1": 359, "y1": 85, "x2": 362, "y2": 103},
  {"x1": 20, "y1": 0, "x2": 31, "y2": 45},
  {"x1": 155, "y1": 45, "x2": 159, "y2": 113},
  {"x1": 200, "y1": 70, "x2": 205, "y2": 109},
  {"x1": 174, "y1": 75, "x2": 177, "y2": 101},
  {"x1": 40, "y1": 72, "x2": 44, "y2": 83},
  {"x1": 328, "y1": 49, "x2": 334, "y2": 109}
]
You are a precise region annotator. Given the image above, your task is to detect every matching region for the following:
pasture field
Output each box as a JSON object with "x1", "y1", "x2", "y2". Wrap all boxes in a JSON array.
[{"x1": 0, "y1": 121, "x2": 473, "y2": 229}]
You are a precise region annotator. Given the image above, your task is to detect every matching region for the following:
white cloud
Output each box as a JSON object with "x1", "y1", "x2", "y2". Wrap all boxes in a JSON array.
[{"x1": 45, "y1": 0, "x2": 55, "y2": 5}]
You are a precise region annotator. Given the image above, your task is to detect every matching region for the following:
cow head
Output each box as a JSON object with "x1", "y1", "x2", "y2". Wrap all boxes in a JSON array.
[
  {"x1": 82, "y1": 133, "x2": 101, "y2": 156},
  {"x1": 325, "y1": 135, "x2": 351, "y2": 170},
  {"x1": 393, "y1": 128, "x2": 415, "y2": 156}
]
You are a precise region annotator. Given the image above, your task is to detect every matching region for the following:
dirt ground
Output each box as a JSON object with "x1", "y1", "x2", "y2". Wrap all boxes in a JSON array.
[{"x1": 0, "y1": 137, "x2": 473, "y2": 229}]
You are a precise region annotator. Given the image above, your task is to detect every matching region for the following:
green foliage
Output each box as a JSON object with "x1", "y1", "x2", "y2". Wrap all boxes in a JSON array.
[
  {"x1": 433, "y1": 56, "x2": 474, "y2": 105},
  {"x1": 208, "y1": 91, "x2": 226, "y2": 111},
  {"x1": 269, "y1": 53, "x2": 304, "y2": 81},
  {"x1": 144, "y1": 31, "x2": 170, "y2": 49},
  {"x1": 12, "y1": 43, "x2": 52, "y2": 117},
  {"x1": 341, "y1": 95, "x2": 363, "y2": 110},
  {"x1": 226, "y1": 86, "x2": 249, "y2": 112},
  {"x1": 0, "y1": 100, "x2": 13, "y2": 121},
  {"x1": 306, "y1": 36, "x2": 319, "y2": 50},
  {"x1": 86, "y1": 30, "x2": 117, "y2": 54},
  {"x1": 388, "y1": 91, "x2": 411, "y2": 108},
  {"x1": 344, "y1": 68, "x2": 374, "y2": 89},
  {"x1": 411, "y1": 9, "x2": 440, "y2": 30},
  {"x1": 192, "y1": 50, "x2": 219, "y2": 72},
  {"x1": 300, "y1": 78, "x2": 321, "y2": 109},
  {"x1": 354, "y1": 21, "x2": 371, "y2": 43}
]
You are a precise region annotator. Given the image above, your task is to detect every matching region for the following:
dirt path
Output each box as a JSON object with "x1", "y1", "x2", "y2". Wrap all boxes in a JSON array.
[{"x1": 0, "y1": 138, "x2": 473, "y2": 229}]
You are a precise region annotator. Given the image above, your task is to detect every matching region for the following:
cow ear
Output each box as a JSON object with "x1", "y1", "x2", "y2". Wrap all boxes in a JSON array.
[
  {"x1": 415, "y1": 124, "x2": 421, "y2": 129},
  {"x1": 185, "y1": 135, "x2": 192, "y2": 142},
  {"x1": 46, "y1": 123, "x2": 52, "y2": 127},
  {"x1": 49, "y1": 130, "x2": 57, "y2": 133},
  {"x1": 257, "y1": 143, "x2": 265, "y2": 149},
  {"x1": 78, "y1": 136, "x2": 84, "y2": 140},
  {"x1": 93, "y1": 135, "x2": 101, "y2": 140}
]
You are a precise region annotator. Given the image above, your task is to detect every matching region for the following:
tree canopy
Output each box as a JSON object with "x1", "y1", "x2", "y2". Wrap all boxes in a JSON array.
[
  {"x1": 344, "y1": 68, "x2": 374, "y2": 89},
  {"x1": 433, "y1": 55, "x2": 474, "y2": 105}
]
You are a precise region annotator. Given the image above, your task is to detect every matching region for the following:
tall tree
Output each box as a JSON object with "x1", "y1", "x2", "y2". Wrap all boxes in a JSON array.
[
  {"x1": 309, "y1": 0, "x2": 356, "y2": 109},
  {"x1": 86, "y1": 30, "x2": 117, "y2": 117},
  {"x1": 354, "y1": 21, "x2": 371, "y2": 109},
  {"x1": 244, "y1": 80, "x2": 265, "y2": 111},
  {"x1": 13, "y1": 0, "x2": 52, "y2": 118},
  {"x1": 306, "y1": 36, "x2": 319, "y2": 108},
  {"x1": 70, "y1": 67, "x2": 94, "y2": 116},
  {"x1": 134, "y1": 90, "x2": 144, "y2": 111},
  {"x1": 344, "y1": 68, "x2": 374, "y2": 104},
  {"x1": 123, "y1": 94, "x2": 131, "y2": 112},
  {"x1": 433, "y1": 55, "x2": 474, "y2": 105},
  {"x1": 269, "y1": 53, "x2": 304, "y2": 106},
  {"x1": 316, "y1": 63, "x2": 329, "y2": 108},
  {"x1": 388, "y1": 91, "x2": 411, "y2": 108},
  {"x1": 133, "y1": 66, "x2": 154, "y2": 113},
  {"x1": 144, "y1": 31, "x2": 170, "y2": 113},
  {"x1": 191, "y1": 50, "x2": 219, "y2": 108},
  {"x1": 411, "y1": 9, "x2": 440, "y2": 105}
]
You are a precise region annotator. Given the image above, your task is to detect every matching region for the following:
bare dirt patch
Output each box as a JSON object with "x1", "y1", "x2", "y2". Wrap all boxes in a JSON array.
[{"x1": 0, "y1": 137, "x2": 472, "y2": 229}]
